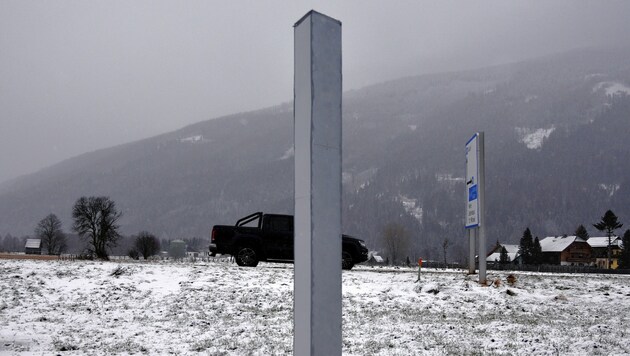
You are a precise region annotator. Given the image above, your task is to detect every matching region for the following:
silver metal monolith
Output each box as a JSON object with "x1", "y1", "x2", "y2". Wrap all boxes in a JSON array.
[{"x1": 293, "y1": 10, "x2": 342, "y2": 356}]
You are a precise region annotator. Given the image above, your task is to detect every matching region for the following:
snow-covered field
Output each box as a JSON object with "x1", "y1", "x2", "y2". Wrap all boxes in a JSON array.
[{"x1": 2, "y1": 259, "x2": 630, "y2": 355}]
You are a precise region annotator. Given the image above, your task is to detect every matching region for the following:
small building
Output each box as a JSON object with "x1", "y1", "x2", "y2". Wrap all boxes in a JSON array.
[
  {"x1": 169, "y1": 240, "x2": 187, "y2": 259},
  {"x1": 539, "y1": 235, "x2": 591, "y2": 266},
  {"x1": 186, "y1": 251, "x2": 200, "y2": 258},
  {"x1": 366, "y1": 251, "x2": 384, "y2": 265},
  {"x1": 486, "y1": 243, "x2": 520, "y2": 265},
  {"x1": 25, "y1": 239, "x2": 42, "y2": 255},
  {"x1": 587, "y1": 236, "x2": 622, "y2": 269}
]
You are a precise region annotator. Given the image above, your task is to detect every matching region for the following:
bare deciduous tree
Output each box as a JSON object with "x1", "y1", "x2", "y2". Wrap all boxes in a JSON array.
[
  {"x1": 381, "y1": 222, "x2": 410, "y2": 265},
  {"x1": 134, "y1": 231, "x2": 161, "y2": 260},
  {"x1": 0, "y1": 234, "x2": 21, "y2": 252},
  {"x1": 442, "y1": 238, "x2": 450, "y2": 266},
  {"x1": 72, "y1": 196, "x2": 122, "y2": 260},
  {"x1": 35, "y1": 213, "x2": 67, "y2": 255}
]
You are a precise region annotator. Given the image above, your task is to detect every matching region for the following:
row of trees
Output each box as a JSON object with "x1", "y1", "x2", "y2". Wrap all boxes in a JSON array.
[
  {"x1": 516, "y1": 228, "x2": 543, "y2": 265},
  {"x1": 380, "y1": 222, "x2": 453, "y2": 266},
  {"x1": 381, "y1": 223, "x2": 410, "y2": 265},
  {"x1": 0, "y1": 215, "x2": 70, "y2": 255},
  {"x1": 71, "y1": 196, "x2": 162, "y2": 260},
  {"x1": 0, "y1": 234, "x2": 31, "y2": 252},
  {"x1": 0, "y1": 196, "x2": 163, "y2": 261}
]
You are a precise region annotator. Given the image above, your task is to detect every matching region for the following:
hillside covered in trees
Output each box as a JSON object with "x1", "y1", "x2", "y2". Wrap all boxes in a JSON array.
[{"x1": 1, "y1": 47, "x2": 630, "y2": 261}]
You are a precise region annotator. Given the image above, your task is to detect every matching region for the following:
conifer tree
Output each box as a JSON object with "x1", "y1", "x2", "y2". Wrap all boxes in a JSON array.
[
  {"x1": 518, "y1": 228, "x2": 534, "y2": 265},
  {"x1": 499, "y1": 246, "x2": 510, "y2": 264},
  {"x1": 618, "y1": 230, "x2": 630, "y2": 269},
  {"x1": 593, "y1": 210, "x2": 623, "y2": 269},
  {"x1": 532, "y1": 236, "x2": 543, "y2": 265},
  {"x1": 575, "y1": 224, "x2": 589, "y2": 241}
]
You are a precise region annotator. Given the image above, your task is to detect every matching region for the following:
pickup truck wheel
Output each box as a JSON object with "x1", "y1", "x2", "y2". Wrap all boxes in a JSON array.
[
  {"x1": 342, "y1": 251, "x2": 354, "y2": 270},
  {"x1": 236, "y1": 246, "x2": 259, "y2": 267}
]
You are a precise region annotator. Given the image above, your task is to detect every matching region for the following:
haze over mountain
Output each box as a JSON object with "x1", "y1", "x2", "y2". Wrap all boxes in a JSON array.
[
  {"x1": 3, "y1": 1, "x2": 630, "y2": 185},
  {"x1": 1, "y1": 47, "x2": 630, "y2": 260}
]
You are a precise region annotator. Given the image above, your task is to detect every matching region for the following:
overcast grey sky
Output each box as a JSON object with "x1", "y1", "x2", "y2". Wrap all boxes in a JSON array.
[{"x1": 1, "y1": 1, "x2": 629, "y2": 184}]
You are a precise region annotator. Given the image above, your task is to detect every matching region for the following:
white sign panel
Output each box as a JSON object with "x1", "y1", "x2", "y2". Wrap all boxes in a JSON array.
[{"x1": 465, "y1": 133, "x2": 480, "y2": 228}]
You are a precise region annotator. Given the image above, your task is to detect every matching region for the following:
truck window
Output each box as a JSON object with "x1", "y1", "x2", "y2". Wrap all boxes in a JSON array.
[{"x1": 268, "y1": 216, "x2": 293, "y2": 233}]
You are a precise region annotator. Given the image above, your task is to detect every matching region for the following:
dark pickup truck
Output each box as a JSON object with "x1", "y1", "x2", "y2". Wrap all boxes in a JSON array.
[{"x1": 210, "y1": 212, "x2": 368, "y2": 270}]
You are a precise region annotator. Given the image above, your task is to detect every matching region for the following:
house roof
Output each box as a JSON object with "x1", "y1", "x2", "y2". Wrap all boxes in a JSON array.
[
  {"x1": 371, "y1": 255, "x2": 384, "y2": 263},
  {"x1": 487, "y1": 252, "x2": 518, "y2": 262},
  {"x1": 587, "y1": 236, "x2": 621, "y2": 248},
  {"x1": 25, "y1": 239, "x2": 41, "y2": 249},
  {"x1": 502, "y1": 244, "x2": 520, "y2": 254},
  {"x1": 486, "y1": 244, "x2": 519, "y2": 262},
  {"x1": 367, "y1": 251, "x2": 384, "y2": 263},
  {"x1": 539, "y1": 236, "x2": 587, "y2": 252}
]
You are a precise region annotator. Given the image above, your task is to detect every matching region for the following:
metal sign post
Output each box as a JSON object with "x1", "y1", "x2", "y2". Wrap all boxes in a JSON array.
[
  {"x1": 465, "y1": 132, "x2": 486, "y2": 284},
  {"x1": 294, "y1": 10, "x2": 342, "y2": 356},
  {"x1": 478, "y1": 132, "x2": 486, "y2": 284},
  {"x1": 468, "y1": 228, "x2": 476, "y2": 275}
]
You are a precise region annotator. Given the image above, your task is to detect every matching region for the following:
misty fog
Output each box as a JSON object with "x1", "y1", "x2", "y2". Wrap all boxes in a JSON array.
[{"x1": 1, "y1": 1, "x2": 630, "y2": 183}]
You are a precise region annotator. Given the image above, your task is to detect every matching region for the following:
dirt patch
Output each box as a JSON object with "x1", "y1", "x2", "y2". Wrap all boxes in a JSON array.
[{"x1": 0, "y1": 254, "x2": 60, "y2": 261}]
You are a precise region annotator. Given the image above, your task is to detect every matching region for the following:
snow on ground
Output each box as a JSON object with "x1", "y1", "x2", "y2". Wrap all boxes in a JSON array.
[{"x1": 2, "y1": 260, "x2": 630, "y2": 355}]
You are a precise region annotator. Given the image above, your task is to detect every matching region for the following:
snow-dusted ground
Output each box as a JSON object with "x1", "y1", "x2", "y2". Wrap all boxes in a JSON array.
[{"x1": 2, "y1": 260, "x2": 630, "y2": 355}]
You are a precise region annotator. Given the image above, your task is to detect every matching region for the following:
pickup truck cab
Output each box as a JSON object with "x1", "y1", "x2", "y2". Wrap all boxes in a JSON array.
[{"x1": 210, "y1": 212, "x2": 368, "y2": 270}]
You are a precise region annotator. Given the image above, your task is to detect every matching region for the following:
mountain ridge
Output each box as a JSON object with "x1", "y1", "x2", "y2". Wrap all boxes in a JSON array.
[{"x1": 2, "y1": 47, "x2": 630, "y2": 260}]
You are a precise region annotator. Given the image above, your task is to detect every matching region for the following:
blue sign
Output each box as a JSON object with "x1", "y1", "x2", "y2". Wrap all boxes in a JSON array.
[{"x1": 468, "y1": 184, "x2": 478, "y2": 202}]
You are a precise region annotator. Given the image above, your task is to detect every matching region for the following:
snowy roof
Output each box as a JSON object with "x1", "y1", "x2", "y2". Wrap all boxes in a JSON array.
[
  {"x1": 486, "y1": 244, "x2": 519, "y2": 262},
  {"x1": 587, "y1": 236, "x2": 621, "y2": 248},
  {"x1": 502, "y1": 244, "x2": 520, "y2": 254},
  {"x1": 487, "y1": 252, "x2": 518, "y2": 262},
  {"x1": 539, "y1": 236, "x2": 586, "y2": 252},
  {"x1": 367, "y1": 251, "x2": 384, "y2": 263},
  {"x1": 25, "y1": 239, "x2": 41, "y2": 249},
  {"x1": 371, "y1": 255, "x2": 384, "y2": 263}
]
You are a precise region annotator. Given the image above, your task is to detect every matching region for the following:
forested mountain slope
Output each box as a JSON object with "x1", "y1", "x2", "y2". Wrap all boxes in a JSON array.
[{"x1": 1, "y1": 47, "x2": 629, "y2": 260}]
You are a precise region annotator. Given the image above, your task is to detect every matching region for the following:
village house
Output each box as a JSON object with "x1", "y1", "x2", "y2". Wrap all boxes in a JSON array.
[
  {"x1": 366, "y1": 251, "x2": 385, "y2": 266},
  {"x1": 24, "y1": 239, "x2": 42, "y2": 255},
  {"x1": 539, "y1": 235, "x2": 591, "y2": 266},
  {"x1": 587, "y1": 236, "x2": 622, "y2": 269},
  {"x1": 486, "y1": 243, "x2": 520, "y2": 265}
]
